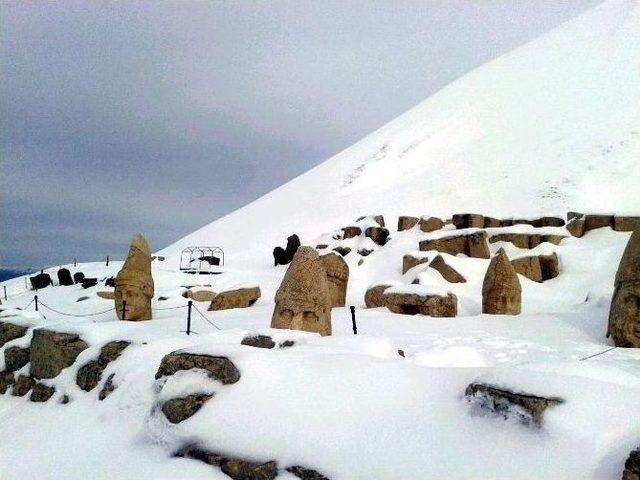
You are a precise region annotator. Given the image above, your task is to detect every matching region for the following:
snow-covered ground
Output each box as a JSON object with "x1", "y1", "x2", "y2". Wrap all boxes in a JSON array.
[{"x1": 2, "y1": 0, "x2": 640, "y2": 478}]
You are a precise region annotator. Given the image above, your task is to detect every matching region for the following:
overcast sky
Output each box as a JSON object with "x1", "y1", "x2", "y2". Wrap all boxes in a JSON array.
[{"x1": 1, "y1": 0, "x2": 600, "y2": 268}]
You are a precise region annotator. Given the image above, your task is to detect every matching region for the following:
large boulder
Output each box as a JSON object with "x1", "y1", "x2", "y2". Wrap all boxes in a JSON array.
[
  {"x1": 539, "y1": 252, "x2": 560, "y2": 280},
  {"x1": 115, "y1": 234, "x2": 154, "y2": 321},
  {"x1": 320, "y1": 253, "x2": 349, "y2": 308},
  {"x1": 341, "y1": 226, "x2": 362, "y2": 239},
  {"x1": 566, "y1": 216, "x2": 586, "y2": 237},
  {"x1": 482, "y1": 249, "x2": 522, "y2": 315},
  {"x1": 384, "y1": 291, "x2": 457, "y2": 317},
  {"x1": 397, "y1": 216, "x2": 419, "y2": 231},
  {"x1": 465, "y1": 383, "x2": 563, "y2": 427},
  {"x1": 615, "y1": 216, "x2": 640, "y2": 232},
  {"x1": 208, "y1": 287, "x2": 261, "y2": 311},
  {"x1": 0, "y1": 322, "x2": 28, "y2": 348},
  {"x1": 420, "y1": 231, "x2": 490, "y2": 258},
  {"x1": 364, "y1": 284, "x2": 391, "y2": 308},
  {"x1": 607, "y1": 229, "x2": 640, "y2": 347},
  {"x1": 155, "y1": 352, "x2": 240, "y2": 384},
  {"x1": 271, "y1": 247, "x2": 332, "y2": 336},
  {"x1": 29, "y1": 329, "x2": 89, "y2": 379},
  {"x1": 511, "y1": 256, "x2": 543, "y2": 283},
  {"x1": 57, "y1": 268, "x2": 74, "y2": 286},
  {"x1": 584, "y1": 214, "x2": 614, "y2": 231},
  {"x1": 452, "y1": 213, "x2": 485, "y2": 229},
  {"x1": 419, "y1": 216, "x2": 445, "y2": 233},
  {"x1": 76, "y1": 341, "x2": 130, "y2": 392},
  {"x1": 402, "y1": 253, "x2": 430, "y2": 274},
  {"x1": 429, "y1": 255, "x2": 466, "y2": 283}
]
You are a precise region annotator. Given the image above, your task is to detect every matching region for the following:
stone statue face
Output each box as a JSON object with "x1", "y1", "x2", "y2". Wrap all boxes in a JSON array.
[
  {"x1": 609, "y1": 282, "x2": 640, "y2": 347},
  {"x1": 115, "y1": 279, "x2": 153, "y2": 320}
]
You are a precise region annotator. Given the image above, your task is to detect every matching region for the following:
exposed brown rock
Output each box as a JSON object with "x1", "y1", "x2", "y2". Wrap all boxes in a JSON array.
[
  {"x1": 320, "y1": 253, "x2": 349, "y2": 308},
  {"x1": 176, "y1": 445, "x2": 278, "y2": 480},
  {"x1": 0, "y1": 322, "x2": 28, "y2": 348},
  {"x1": 489, "y1": 233, "x2": 565, "y2": 249},
  {"x1": 483, "y1": 217, "x2": 502, "y2": 228},
  {"x1": 384, "y1": 291, "x2": 457, "y2": 317},
  {"x1": 584, "y1": 214, "x2": 614, "y2": 231},
  {"x1": 397, "y1": 216, "x2": 419, "y2": 231},
  {"x1": 156, "y1": 352, "x2": 241, "y2": 384},
  {"x1": 614, "y1": 216, "x2": 640, "y2": 232},
  {"x1": 286, "y1": 466, "x2": 331, "y2": 480},
  {"x1": 623, "y1": 448, "x2": 640, "y2": 480},
  {"x1": 482, "y1": 249, "x2": 522, "y2": 315},
  {"x1": 332, "y1": 246, "x2": 351, "y2": 257},
  {"x1": 511, "y1": 256, "x2": 543, "y2": 282},
  {"x1": 12, "y1": 375, "x2": 34, "y2": 396},
  {"x1": 566, "y1": 216, "x2": 585, "y2": 237},
  {"x1": 539, "y1": 252, "x2": 560, "y2": 280},
  {"x1": 4, "y1": 346, "x2": 30, "y2": 372},
  {"x1": 30, "y1": 382, "x2": 55, "y2": 402},
  {"x1": 429, "y1": 255, "x2": 466, "y2": 283},
  {"x1": 183, "y1": 289, "x2": 217, "y2": 302},
  {"x1": 567, "y1": 211, "x2": 583, "y2": 221},
  {"x1": 76, "y1": 340, "x2": 130, "y2": 392},
  {"x1": 162, "y1": 394, "x2": 213, "y2": 424},
  {"x1": 341, "y1": 226, "x2": 362, "y2": 239},
  {"x1": 208, "y1": 287, "x2": 261, "y2": 311},
  {"x1": 271, "y1": 247, "x2": 332, "y2": 336},
  {"x1": 465, "y1": 383, "x2": 563, "y2": 427},
  {"x1": 419, "y1": 231, "x2": 490, "y2": 258},
  {"x1": 98, "y1": 373, "x2": 116, "y2": 400},
  {"x1": 30, "y1": 329, "x2": 89, "y2": 379},
  {"x1": 357, "y1": 249, "x2": 373, "y2": 257},
  {"x1": 540, "y1": 216, "x2": 565, "y2": 227},
  {"x1": 542, "y1": 234, "x2": 566, "y2": 245},
  {"x1": 356, "y1": 215, "x2": 385, "y2": 227},
  {"x1": 115, "y1": 234, "x2": 154, "y2": 321},
  {"x1": 452, "y1": 213, "x2": 484, "y2": 229},
  {"x1": 0, "y1": 371, "x2": 15, "y2": 394},
  {"x1": 365, "y1": 226, "x2": 390, "y2": 246},
  {"x1": 402, "y1": 253, "x2": 429, "y2": 274},
  {"x1": 364, "y1": 284, "x2": 392, "y2": 308},
  {"x1": 607, "y1": 229, "x2": 640, "y2": 347},
  {"x1": 241, "y1": 335, "x2": 275, "y2": 349},
  {"x1": 419, "y1": 217, "x2": 445, "y2": 233}
]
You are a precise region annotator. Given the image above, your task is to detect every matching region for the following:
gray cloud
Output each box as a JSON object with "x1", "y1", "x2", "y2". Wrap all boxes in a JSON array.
[{"x1": 1, "y1": 0, "x2": 599, "y2": 267}]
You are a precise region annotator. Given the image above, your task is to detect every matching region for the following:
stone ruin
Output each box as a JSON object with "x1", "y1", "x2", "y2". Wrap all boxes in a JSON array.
[
  {"x1": 271, "y1": 246, "x2": 332, "y2": 336},
  {"x1": 320, "y1": 252, "x2": 349, "y2": 308},
  {"x1": 114, "y1": 234, "x2": 154, "y2": 321},
  {"x1": 607, "y1": 229, "x2": 640, "y2": 347},
  {"x1": 273, "y1": 234, "x2": 301, "y2": 266},
  {"x1": 419, "y1": 231, "x2": 490, "y2": 258},
  {"x1": 482, "y1": 248, "x2": 522, "y2": 315}
]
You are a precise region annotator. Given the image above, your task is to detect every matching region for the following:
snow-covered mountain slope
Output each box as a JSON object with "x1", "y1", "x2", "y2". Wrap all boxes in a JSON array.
[{"x1": 160, "y1": 0, "x2": 640, "y2": 266}]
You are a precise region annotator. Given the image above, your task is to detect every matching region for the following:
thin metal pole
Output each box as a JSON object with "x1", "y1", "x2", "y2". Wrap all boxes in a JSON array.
[
  {"x1": 187, "y1": 301, "x2": 193, "y2": 335},
  {"x1": 350, "y1": 305, "x2": 357, "y2": 335},
  {"x1": 3, "y1": 286, "x2": 6, "y2": 300},
  {"x1": 122, "y1": 300, "x2": 127, "y2": 321},
  {"x1": 106, "y1": 255, "x2": 109, "y2": 266},
  {"x1": 73, "y1": 257, "x2": 77, "y2": 267},
  {"x1": 35, "y1": 295, "x2": 39, "y2": 312}
]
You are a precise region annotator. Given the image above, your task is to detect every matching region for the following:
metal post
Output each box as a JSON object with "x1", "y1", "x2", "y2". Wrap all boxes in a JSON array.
[
  {"x1": 122, "y1": 300, "x2": 127, "y2": 321},
  {"x1": 35, "y1": 295, "x2": 39, "y2": 312},
  {"x1": 186, "y1": 301, "x2": 193, "y2": 335},
  {"x1": 3, "y1": 285, "x2": 6, "y2": 300},
  {"x1": 350, "y1": 305, "x2": 357, "y2": 335},
  {"x1": 106, "y1": 255, "x2": 109, "y2": 266},
  {"x1": 74, "y1": 257, "x2": 77, "y2": 267}
]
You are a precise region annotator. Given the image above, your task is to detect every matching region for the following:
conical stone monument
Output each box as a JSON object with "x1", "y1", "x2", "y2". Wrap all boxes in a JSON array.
[
  {"x1": 482, "y1": 248, "x2": 521, "y2": 315},
  {"x1": 115, "y1": 234, "x2": 154, "y2": 321},
  {"x1": 271, "y1": 246, "x2": 332, "y2": 336},
  {"x1": 607, "y1": 229, "x2": 640, "y2": 347}
]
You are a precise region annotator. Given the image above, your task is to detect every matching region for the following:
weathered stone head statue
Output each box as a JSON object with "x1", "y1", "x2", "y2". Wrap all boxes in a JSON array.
[
  {"x1": 607, "y1": 229, "x2": 640, "y2": 347},
  {"x1": 482, "y1": 248, "x2": 521, "y2": 315},
  {"x1": 115, "y1": 234, "x2": 154, "y2": 321},
  {"x1": 271, "y1": 246, "x2": 332, "y2": 336}
]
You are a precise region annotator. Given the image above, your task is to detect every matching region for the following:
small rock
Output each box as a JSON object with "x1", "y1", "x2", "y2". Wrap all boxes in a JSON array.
[
  {"x1": 357, "y1": 249, "x2": 373, "y2": 257},
  {"x1": 96, "y1": 291, "x2": 115, "y2": 300},
  {"x1": 30, "y1": 273, "x2": 52, "y2": 290},
  {"x1": 241, "y1": 335, "x2": 275, "y2": 349},
  {"x1": 0, "y1": 371, "x2": 15, "y2": 394},
  {"x1": 30, "y1": 382, "x2": 55, "y2": 402},
  {"x1": 566, "y1": 217, "x2": 585, "y2": 237},
  {"x1": 4, "y1": 346, "x2": 30, "y2": 372},
  {"x1": 364, "y1": 284, "x2": 391, "y2": 308},
  {"x1": 539, "y1": 252, "x2": 560, "y2": 280},
  {"x1": 286, "y1": 466, "x2": 331, "y2": 480},
  {"x1": 73, "y1": 272, "x2": 85, "y2": 284},
  {"x1": 402, "y1": 254, "x2": 429, "y2": 274},
  {"x1": 176, "y1": 445, "x2": 278, "y2": 480},
  {"x1": 623, "y1": 447, "x2": 640, "y2": 480},
  {"x1": 511, "y1": 256, "x2": 543, "y2": 283},
  {"x1": 397, "y1": 216, "x2": 419, "y2": 231},
  {"x1": 12, "y1": 375, "x2": 35, "y2": 397},
  {"x1": 208, "y1": 287, "x2": 261, "y2": 311},
  {"x1": 0, "y1": 322, "x2": 28, "y2": 347},
  {"x1": 332, "y1": 247, "x2": 351, "y2": 257},
  {"x1": 341, "y1": 226, "x2": 362, "y2": 239},
  {"x1": 76, "y1": 296, "x2": 90, "y2": 302},
  {"x1": 418, "y1": 216, "x2": 445, "y2": 233},
  {"x1": 365, "y1": 226, "x2": 390, "y2": 246},
  {"x1": 98, "y1": 373, "x2": 117, "y2": 400},
  {"x1": 81, "y1": 278, "x2": 98, "y2": 289},
  {"x1": 162, "y1": 393, "x2": 213, "y2": 424},
  {"x1": 278, "y1": 340, "x2": 295, "y2": 349},
  {"x1": 156, "y1": 352, "x2": 241, "y2": 384}
]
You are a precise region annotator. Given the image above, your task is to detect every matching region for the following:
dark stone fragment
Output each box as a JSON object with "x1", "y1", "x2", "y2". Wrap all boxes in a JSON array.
[
  {"x1": 278, "y1": 340, "x2": 295, "y2": 349},
  {"x1": 73, "y1": 272, "x2": 85, "y2": 284},
  {"x1": 30, "y1": 273, "x2": 53, "y2": 290},
  {"x1": 162, "y1": 393, "x2": 213, "y2": 424},
  {"x1": 241, "y1": 335, "x2": 275, "y2": 349},
  {"x1": 176, "y1": 445, "x2": 278, "y2": 480},
  {"x1": 76, "y1": 340, "x2": 130, "y2": 392},
  {"x1": 286, "y1": 466, "x2": 331, "y2": 480},
  {"x1": 104, "y1": 276, "x2": 115, "y2": 287},
  {"x1": 30, "y1": 329, "x2": 89, "y2": 379},
  {"x1": 30, "y1": 382, "x2": 55, "y2": 402},
  {"x1": 0, "y1": 322, "x2": 28, "y2": 348},
  {"x1": 12, "y1": 375, "x2": 35, "y2": 396},
  {"x1": 4, "y1": 346, "x2": 30, "y2": 372},
  {"x1": 81, "y1": 278, "x2": 98, "y2": 289},
  {"x1": 57, "y1": 268, "x2": 74, "y2": 286},
  {"x1": 98, "y1": 373, "x2": 116, "y2": 400},
  {"x1": 155, "y1": 352, "x2": 241, "y2": 384},
  {"x1": 0, "y1": 371, "x2": 15, "y2": 394}
]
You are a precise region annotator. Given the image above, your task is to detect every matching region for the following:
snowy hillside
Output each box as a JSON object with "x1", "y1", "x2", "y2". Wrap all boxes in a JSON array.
[
  {"x1": 159, "y1": 0, "x2": 640, "y2": 267},
  {"x1": 1, "y1": 1, "x2": 640, "y2": 480}
]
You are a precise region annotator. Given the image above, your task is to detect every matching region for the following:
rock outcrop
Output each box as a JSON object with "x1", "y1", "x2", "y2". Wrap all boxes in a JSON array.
[
  {"x1": 465, "y1": 383, "x2": 563, "y2": 427},
  {"x1": 271, "y1": 247, "x2": 332, "y2": 336},
  {"x1": 419, "y1": 231, "x2": 490, "y2": 258},
  {"x1": 115, "y1": 234, "x2": 154, "y2": 321},
  {"x1": 208, "y1": 287, "x2": 261, "y2": 311},
  {"x1": 397, "y1": 216, "x2": 419, "y2": 231},
  {"x1": 4, "y1": 346, "x2": 30, "y2": 372},
  {"x1": 482, "y1": 249, "x2": 522, "y2": 315},
  {"x1": 30, "y1": 329, "x2": 88, "y2": 379},
  {"x1": 30, "y1": 383, "x2": 55, "y2": 402},
  {"x1": 511, "y1": 256, "x2": 543, "y2": 282},
  {"x1": 76, "y1": 341, "x2": 130, "y2": 392},
  {"x1": 155, "y1": 352, "x2": 241, "y2": 384},
  {"x1": 419, "y1": 216, "x2": 445, "y2": 233},
  {"x1": 364, "y1": 284, "x2": 392, "y2": 308},
  {"x1": 429, "y1": 255, "x2": 466, "y2": 283},
  {"x1": 607, "y1": 229, "x2": 640, "y2": 347},
  {"x1": 12, "y1": 375, "x2": 35, "y2": 396},
  {"x1": 0, "y1": 322, "x2": 28, "y2": 348},
  {"x1": 320, "y1": 253, "x2": 349, "y2": 308},
  {"x1": 162, "y1": 394, "x2": 213, "y2": 424},
  {"x1": 384, "y1": 291, "x2": 457, "y2": 317}
]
